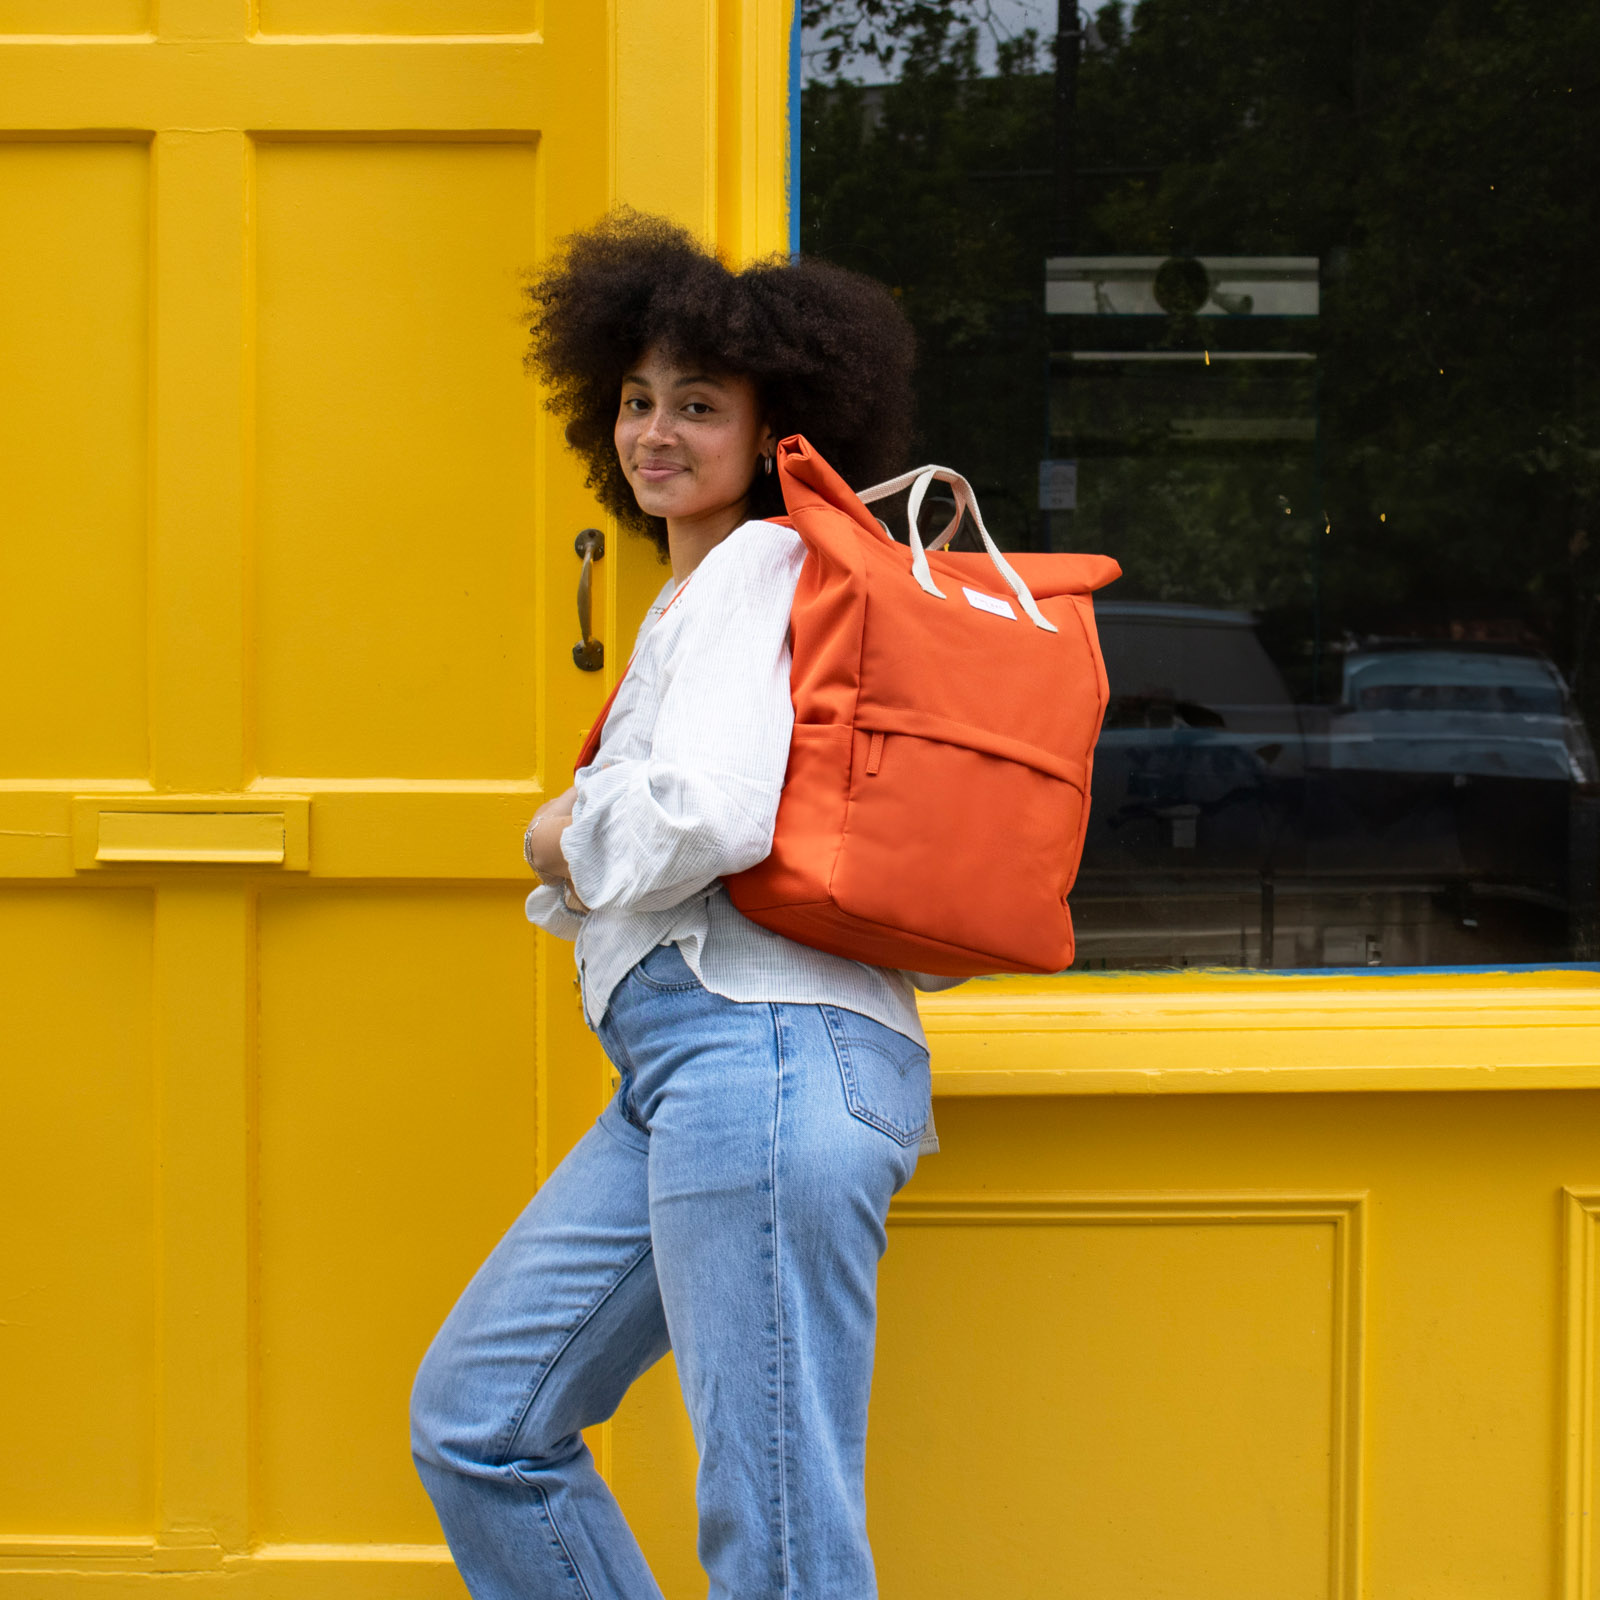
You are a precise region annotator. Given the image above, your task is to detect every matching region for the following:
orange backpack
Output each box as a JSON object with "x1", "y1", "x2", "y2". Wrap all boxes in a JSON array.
[
  {"x1": 719, "y1": 435, "x2": 1120, "y2": 976},
  {"x1": 575, "y1": 435, "x2": 1119, "y2": 976}
]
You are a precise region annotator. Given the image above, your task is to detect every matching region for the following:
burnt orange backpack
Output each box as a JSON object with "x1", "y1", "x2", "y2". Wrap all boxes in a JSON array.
[{"x1": 719, "y1": 435, "x2": 1120, "y2": 976}]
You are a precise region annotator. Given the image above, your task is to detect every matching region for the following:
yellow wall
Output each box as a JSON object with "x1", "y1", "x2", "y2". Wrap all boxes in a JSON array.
[{"x1": 9, "y1": 5, "x2": 1600, "y2": 1600}]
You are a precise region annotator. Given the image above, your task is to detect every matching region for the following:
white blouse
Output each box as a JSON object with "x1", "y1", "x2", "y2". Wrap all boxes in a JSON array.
[{"x1": 526, "y1": 518, "x2": 962, "y2": 1049}]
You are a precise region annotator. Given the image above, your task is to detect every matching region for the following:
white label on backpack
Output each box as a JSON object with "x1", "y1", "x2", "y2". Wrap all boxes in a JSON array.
[{"x1": 962, "y1": 586, "x2": 1017, "y2": 620}]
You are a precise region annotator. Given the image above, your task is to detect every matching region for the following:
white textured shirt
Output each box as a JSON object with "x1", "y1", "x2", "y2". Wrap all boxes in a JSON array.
[{"x1": 525, "y1": 518, "x2": 960, "y2": 1048}]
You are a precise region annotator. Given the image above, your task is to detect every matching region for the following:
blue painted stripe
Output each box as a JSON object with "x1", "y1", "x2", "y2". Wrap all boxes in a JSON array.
[{"x1": 788, "y1": 0, "x2": 802, "y2": 256}]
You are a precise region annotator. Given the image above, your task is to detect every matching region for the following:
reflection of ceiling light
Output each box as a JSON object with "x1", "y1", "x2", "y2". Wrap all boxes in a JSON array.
[
  {"x1": 1046, "y1": 256, "x2": 1319, "y2": 317},
  {"x1": 1062, "y1": 350, "x2": 1314, "y2": 362},
  {"x1": 1153, "y1": 256, "x2": 1211, "y2": 316},
  {"x1": 1170, "y1": 418, "x2": 1316, "y2": 442}
]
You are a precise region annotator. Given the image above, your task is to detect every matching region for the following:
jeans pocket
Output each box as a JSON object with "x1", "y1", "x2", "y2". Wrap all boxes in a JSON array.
[
  {"x1": 821, "y1": 1006, "x2": 932, "y2": 1147},
  {"x1": 630, "y1": 942, "x2": 702, "y2": 992}
]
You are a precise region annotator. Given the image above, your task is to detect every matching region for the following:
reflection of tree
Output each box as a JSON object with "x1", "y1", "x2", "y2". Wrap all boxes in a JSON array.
[
  {"x1": 801, "y1": 0, "x2": 1021, "y2": 78},
  {"x1": 801, "y1": 0, "x2": 1600, "y2": 719},
  {"x1": 1080, "y1": 456, "x2": 1312, "y2": 614},
  {"x1": 801, "y1": 18, "x2": 1054, "y2": 549}
]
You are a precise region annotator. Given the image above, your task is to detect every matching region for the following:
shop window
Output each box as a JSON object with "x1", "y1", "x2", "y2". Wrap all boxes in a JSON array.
[{"x1": 800, "y1": 0, "x2": 1600, "y2": 970}]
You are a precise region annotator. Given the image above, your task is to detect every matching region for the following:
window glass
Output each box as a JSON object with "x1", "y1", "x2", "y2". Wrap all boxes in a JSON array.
[{"x1": 800, "y1": 0, "x2": 1600, "y2": 970}]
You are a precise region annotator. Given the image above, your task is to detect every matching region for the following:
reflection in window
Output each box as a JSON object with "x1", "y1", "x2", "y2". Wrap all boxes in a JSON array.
[{"x1": 800, "y1": 0, "x2": 1600, "y2": 969}]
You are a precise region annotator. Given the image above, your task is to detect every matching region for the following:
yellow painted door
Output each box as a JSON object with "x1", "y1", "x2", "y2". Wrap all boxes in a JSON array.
[{"x1": 0, "y1": 2, "x2": 798, "y2": 1593}]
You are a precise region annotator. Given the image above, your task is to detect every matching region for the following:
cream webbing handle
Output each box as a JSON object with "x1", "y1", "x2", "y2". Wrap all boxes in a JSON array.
[{"x1": 856, "y1": 465, "x2": 1057, "y2": 633}]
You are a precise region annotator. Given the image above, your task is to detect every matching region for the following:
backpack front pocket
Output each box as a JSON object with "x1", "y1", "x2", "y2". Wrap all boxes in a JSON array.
[{"x1": 833, "y1": 730, "x2": 1081, "y2": 972}]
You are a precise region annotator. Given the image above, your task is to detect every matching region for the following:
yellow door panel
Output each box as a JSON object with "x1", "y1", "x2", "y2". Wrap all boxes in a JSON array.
[
  {"x1": 255, "y1": 887, "x2": 539, "y2": 1546},
  {"x1": 1566, "y1": 1191, "x2": 1600, "y2": 1597},
  {"x1": 872, "y1": 1199, "x2": 1353, "y2": 1600},
  {"x1": 0, "y1": 890, "x2": 156, "y2": 1537},
  {"x1": 253, "y1": 141, "x2": 542, "y2": 781},
  {"x1": 0, "y1": 143, "x2": 148, "y2": 779},
  {"x1": 257, "y1": 0, "x2": 540, "y2": 33}
]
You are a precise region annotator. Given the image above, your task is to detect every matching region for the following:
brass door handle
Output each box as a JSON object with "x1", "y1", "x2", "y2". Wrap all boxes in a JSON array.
[{"x1": 573, "y1": 527, "x2": 605, "y2": 671}]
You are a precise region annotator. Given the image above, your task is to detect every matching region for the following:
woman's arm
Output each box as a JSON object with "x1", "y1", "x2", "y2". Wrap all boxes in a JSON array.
[
  {"x1": 559, "y1": 524, "x2": 801, "y2": 916},
  {"x1": 523, "y1": 786, "x2": 588, "y2": 937},
  {"x1": 525, "y1": 881, "x2": 586, "y2": 940},
  {"x1": 525, "y1": 786, "x2": 577, "y2": 885}
]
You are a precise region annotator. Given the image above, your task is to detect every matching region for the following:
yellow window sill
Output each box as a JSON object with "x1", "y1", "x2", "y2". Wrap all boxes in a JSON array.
[{"x1": 923, "y1": 967, "x2": 1600, "y2": 1094}]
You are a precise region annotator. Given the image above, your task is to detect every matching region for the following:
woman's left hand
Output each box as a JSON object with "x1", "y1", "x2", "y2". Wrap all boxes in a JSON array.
[{"x1": 525, "y1": 787, "x2": 578, "y2": 884}]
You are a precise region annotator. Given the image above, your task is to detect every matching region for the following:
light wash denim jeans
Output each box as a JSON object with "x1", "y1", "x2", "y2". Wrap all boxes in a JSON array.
[{"x1": 410, "y1": 942, "x2": 930, "y2": 1600}]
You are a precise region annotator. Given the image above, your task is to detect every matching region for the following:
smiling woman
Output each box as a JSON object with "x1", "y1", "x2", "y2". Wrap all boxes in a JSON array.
[
  {"x1": 408, "y1": 209, "x2": 966, "y2": 1600},
  {"x1": 521, "y1": 208, "x2": 913, "y2": 559},
  {"x1": 614, "y1": 351, "x2": 776, "y2": 581}
]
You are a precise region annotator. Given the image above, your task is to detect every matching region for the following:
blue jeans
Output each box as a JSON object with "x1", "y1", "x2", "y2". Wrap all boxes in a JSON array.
[{"x1": 410, "y1": 943, "x2": 930, "y2": 1600}]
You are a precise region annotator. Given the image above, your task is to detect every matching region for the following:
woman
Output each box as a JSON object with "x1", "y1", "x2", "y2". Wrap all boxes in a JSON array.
[{"x1": 410, "y1": 210, "x2": 954, "y2": 1600}]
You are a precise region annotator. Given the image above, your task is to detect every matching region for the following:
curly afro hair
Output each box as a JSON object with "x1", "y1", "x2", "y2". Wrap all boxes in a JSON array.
[{"x1": 524, "y1": 209, "x2": 915, "y2": 558}]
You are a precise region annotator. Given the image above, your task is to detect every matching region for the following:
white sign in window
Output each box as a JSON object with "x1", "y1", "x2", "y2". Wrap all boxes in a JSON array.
[{"x1": 1039, "y1": 459, "x2": 1078, "y2": 511}]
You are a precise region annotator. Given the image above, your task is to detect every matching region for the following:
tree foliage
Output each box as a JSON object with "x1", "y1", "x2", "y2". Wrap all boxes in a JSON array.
[
  {"x1": 800, "y1": 0, "x2": 1018, "y2": 77},
  {"x1": 802, "y1": 16, "x2": 1053, "y2": 546}
]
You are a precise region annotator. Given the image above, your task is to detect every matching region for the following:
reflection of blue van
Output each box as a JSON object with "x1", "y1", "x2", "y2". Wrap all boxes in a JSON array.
[{"x1": 1331, "y1": 644, "x2": 1596, "y2": 783}]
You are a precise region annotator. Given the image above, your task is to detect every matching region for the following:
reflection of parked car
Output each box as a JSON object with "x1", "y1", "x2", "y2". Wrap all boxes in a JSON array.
[
  {"x1": 1074, "y1": 606, "x2": 1598, "y2": 970},
  {"x1": 1077, "y1": 603, "x2": 1303, "y2": 968},
  {"x1": 1298, "y1": 643, "x2": 1599, "y2": 960},
  {"x1": 1088, "y1": 602, "x2": 1298, "y2": 864},
  {"x1": 1329, "y1": 644, "x2": 1597, "y2": 783}
]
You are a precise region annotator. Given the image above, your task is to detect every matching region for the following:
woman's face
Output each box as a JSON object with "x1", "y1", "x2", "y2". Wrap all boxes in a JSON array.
[{"x1": 614, "y1": 345, "x2": 774, "y2": 530}]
